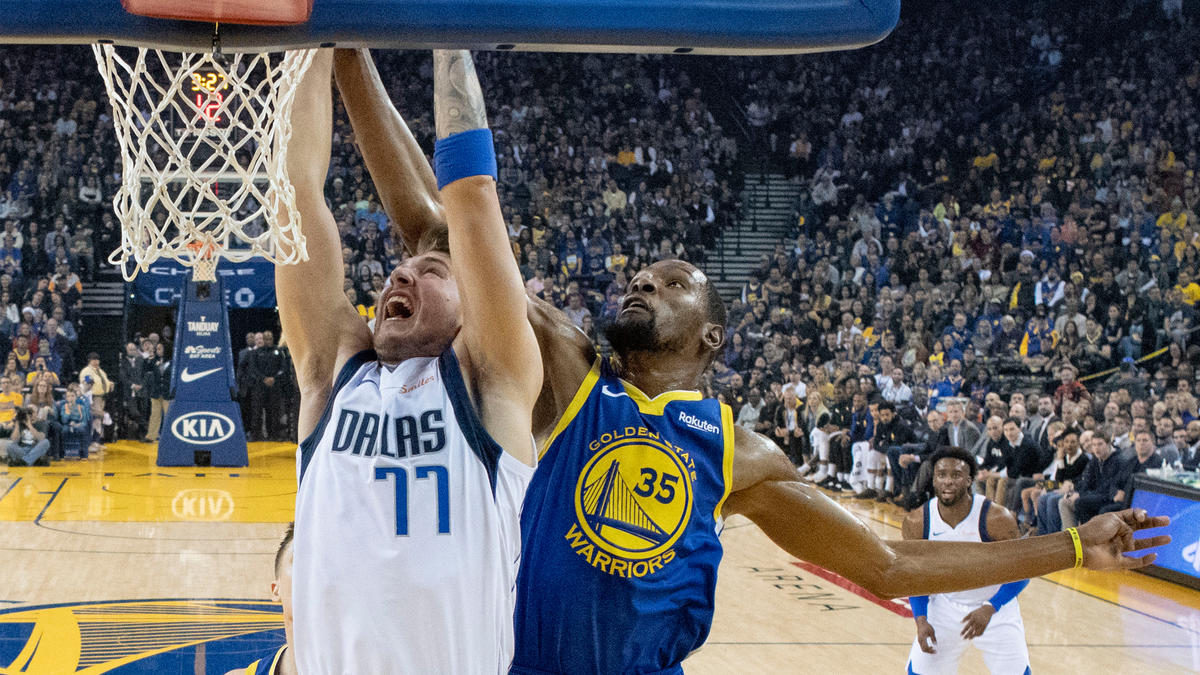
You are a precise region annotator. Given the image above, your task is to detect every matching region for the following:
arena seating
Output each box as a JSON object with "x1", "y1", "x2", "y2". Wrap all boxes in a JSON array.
[{"x1": 1, "y1": 0, "x2": 1195, "y2": 533}]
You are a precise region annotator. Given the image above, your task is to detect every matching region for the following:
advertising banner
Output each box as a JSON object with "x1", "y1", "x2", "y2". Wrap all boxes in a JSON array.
[
  {"x1": 132, "y1": 258, "x2": 276, "y2": 308},
  {"x1": 1131, "y1": 480, "x2": 1200, "y2": 590}
]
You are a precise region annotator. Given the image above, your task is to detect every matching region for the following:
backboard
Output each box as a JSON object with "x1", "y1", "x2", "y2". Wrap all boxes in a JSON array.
[{"x1": 0, "y1": 0, "x2": 899, "y2": 55}]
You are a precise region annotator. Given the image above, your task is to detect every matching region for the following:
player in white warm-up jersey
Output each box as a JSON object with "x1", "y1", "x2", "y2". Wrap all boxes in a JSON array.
[
  {"x1": 903, "y1": 447, "x2": 1032, "y2": 675},
  {"x1": 277, "y1": 50, "x2": 541, "y2": 673}
]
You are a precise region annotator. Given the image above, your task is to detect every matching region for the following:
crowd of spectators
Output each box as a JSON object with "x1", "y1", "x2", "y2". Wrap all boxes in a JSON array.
[
  {"x1": 300, "y1": 0, "x2": 1197, "y2": 538},
  {"x1": 331, "y1": 49, "x2": 744, "y2": 343},
  {"x1": 234, "y1": 330, "x2": 297, "y2": 443},
  {"x1": 709, "y1": 0, "x2": 1200, "y2": 538},
  {"x1": 3, "y1": 0, "x2": 1199, "y2": 537},
  {"x1": 0, "y1": 46, "x2": 96, "y2": 463}
]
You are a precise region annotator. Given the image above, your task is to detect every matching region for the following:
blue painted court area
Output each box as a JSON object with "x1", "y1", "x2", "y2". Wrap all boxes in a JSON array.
[{"x1": 0, "y1": 599, "x2": 284, "y2": 673}]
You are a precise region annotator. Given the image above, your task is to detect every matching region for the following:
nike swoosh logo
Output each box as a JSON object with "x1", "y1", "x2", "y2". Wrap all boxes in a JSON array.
[
  {"x1": 180, "y1": 367, "x2": 222, "y2": 383},
  {"x1": 601, "y1": 385, "x2": 630, "y2": 399}
]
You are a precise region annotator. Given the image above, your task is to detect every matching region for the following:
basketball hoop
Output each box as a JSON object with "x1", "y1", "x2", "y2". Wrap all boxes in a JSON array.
[
  {"x1": 186, "y1": 237, "x2": 219, "y2": 282},
  {"x1": 93, "y1": 43, "x2": 316, "y2": 280}
]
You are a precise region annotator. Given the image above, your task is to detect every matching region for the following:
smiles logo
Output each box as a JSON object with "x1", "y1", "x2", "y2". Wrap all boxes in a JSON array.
[{"x1": 567, "y1": 427, "x2": 695, "y2": 578}]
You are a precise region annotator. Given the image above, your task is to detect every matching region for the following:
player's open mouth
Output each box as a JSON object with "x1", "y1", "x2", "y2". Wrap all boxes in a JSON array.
[
  {"x1": 384, "y1": 294, "x2": 415, "y2": 321},
  {"x1": 621, "y1": 297, "x2": 650, "y2": 314}
]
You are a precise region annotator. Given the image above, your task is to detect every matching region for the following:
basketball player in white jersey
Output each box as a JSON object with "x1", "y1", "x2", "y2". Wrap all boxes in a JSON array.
[
  {"x1": 277, "y1": 50, "x2": 540, "y2": 673},
  {"x1": 903, "y1": 447, "x2": 1031, "y2": 674}
]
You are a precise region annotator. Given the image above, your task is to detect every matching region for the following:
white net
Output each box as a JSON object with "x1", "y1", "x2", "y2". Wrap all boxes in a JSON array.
[
  {"x1": 188, "y1": 237, "x2": 219, "y2": 282},
  {"x1": 92, "y1": 45, "x2": 317, "y2": 281}
]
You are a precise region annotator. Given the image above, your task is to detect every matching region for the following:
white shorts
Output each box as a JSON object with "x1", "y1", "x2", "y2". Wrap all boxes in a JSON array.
[
  {"x1": 906, "y1": 595, "x2": 1030, "y2": 675},
  {"x1": 850, "y1": 441, "x2": 872, "y2": 483},
  {"x1": 867, "y1": 446, "x2": 887, "y2": 471}
]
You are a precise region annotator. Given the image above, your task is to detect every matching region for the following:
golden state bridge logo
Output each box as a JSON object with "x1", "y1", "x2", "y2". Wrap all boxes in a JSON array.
[{"x1": 568, "y1": 426, "x2": 697, "y2": 577}]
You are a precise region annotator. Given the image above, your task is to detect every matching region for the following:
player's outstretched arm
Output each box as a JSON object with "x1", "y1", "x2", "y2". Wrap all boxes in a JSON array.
[
  {"x1": 277, "y1": 49, "x2": 371, "y2": 438},
  {"x1": 723, "y1": 426, "x2": 1170, "y2": 600},
  {"x1": 333, "y1": 49, "x2": 445, "y2": 255},
  {"x1": 433, "y1": 50, "x2": 541, "y2": 466}
]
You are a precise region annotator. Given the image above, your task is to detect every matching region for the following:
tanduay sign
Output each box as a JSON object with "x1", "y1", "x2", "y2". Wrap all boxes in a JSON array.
[{"x1": 158, "y1": 274, "x2": 248, "y2": 467}]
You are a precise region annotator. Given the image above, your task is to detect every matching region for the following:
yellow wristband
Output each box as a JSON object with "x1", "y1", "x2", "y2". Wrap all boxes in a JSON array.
[{"x1": 1067, "y1": 527, "x2": 1083, "y2": 569}]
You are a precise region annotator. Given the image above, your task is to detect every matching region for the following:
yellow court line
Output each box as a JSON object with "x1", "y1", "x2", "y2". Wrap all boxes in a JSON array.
[{"x1": 1042, "y1": 566, "x2": 1200, "y2": 617}]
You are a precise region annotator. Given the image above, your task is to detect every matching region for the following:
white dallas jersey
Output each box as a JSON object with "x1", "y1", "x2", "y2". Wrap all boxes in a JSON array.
[
  {"x1": 293, "y1": 348, "x2": 533, "y2": 674},
  {"x1": 923, "y1": 493, "x2": 1001, "y2": 606}
]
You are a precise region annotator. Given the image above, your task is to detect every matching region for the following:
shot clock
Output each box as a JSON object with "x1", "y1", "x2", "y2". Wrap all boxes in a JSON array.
[
  {"x1": 187, "y1": 68, "x2": 229, "y2": 124},
  {"x1": 169, "y1": 64, "x2": 244, "y2": 208}
]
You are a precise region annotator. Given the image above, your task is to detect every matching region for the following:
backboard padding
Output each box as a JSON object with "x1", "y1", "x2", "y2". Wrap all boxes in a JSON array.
[{"x1": 0, "y1": 0, "x2": 899, "y2": 55}]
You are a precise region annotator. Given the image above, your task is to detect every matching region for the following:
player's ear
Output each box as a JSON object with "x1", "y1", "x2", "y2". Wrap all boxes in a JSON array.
[
  {"x1": 702, "y1": 322, "x2": 725, "y2": 353},
  {"x1": 270, "y1": 580, "x2": 281, "y2": 603}
]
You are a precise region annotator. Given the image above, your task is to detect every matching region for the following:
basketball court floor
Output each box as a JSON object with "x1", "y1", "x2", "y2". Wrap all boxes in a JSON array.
[{"x1": 1, "y1": 442, "x2": 1197, "y2": 673}]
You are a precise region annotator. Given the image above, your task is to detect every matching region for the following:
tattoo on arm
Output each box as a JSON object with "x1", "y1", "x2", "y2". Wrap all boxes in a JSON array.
[{"x1": 433, "y1": 50, "x2": 488, "y2": 138}]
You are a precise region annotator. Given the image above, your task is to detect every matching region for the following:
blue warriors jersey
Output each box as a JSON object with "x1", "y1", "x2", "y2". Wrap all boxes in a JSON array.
[
  {"x1": 512, "y1": 357, "x2": 734, "y2": 675},
  {"x1": 243, "y1": 645, "x2": 286, "y2": 675}
]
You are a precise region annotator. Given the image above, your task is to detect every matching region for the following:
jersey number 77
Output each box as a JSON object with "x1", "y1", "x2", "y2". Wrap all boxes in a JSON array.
[{"x1": 375, "y1": 465, "x2": 451, "y2": 535}]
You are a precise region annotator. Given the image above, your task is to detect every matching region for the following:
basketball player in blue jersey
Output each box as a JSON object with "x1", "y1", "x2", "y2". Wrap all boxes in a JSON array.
[
  {"x1": 333, "y1": 50, "x2": 1169, "y2": 675},
  {"x1": 904, "y1": 448, "x2": 1031, "y2": 675},
  {"x1": 225, "y1": 524, "x2": 296, "y2": 675},
  {"x1": 278, "y1": 50, "x2": 541, "y2": 672}
]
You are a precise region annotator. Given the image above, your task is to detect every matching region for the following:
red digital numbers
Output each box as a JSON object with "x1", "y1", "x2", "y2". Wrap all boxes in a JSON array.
[
  {"x1": 189, "y1": 71, "x2": 228, "y2": 124},
  {"x1": 194, "y1": 92, "x2": 224, "y2": 123}
]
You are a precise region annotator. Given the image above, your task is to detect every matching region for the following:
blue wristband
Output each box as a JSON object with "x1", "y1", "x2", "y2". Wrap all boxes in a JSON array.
[
  {"x1": 433, "y1": 128, "x2": 497, "y2": 190},
  {"x1": 986, "y1": 579, "x2": 1029, "y2": 610},
  {"x1": 909, "y1": 595, "x2": 929, "y2": 618}
]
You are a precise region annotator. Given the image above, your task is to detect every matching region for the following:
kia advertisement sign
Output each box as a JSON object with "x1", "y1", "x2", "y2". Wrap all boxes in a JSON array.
[
  {"x1": 158, "y1": 275, "x2": 247, "y2": 467},
  {"x1": 170, "y1": 411, "x2": 237, "y2": 446}
]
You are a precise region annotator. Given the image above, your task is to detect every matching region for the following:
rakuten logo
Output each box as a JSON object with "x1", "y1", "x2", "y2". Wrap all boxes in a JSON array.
[{"x1": 679, "y1": 411, "x2": 719, "y2": 435}]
